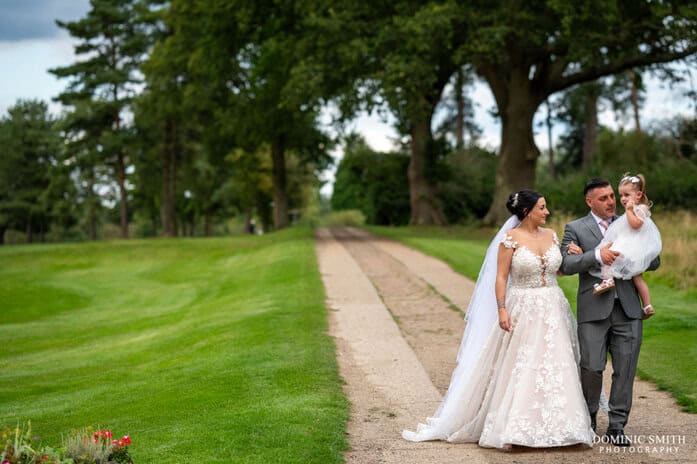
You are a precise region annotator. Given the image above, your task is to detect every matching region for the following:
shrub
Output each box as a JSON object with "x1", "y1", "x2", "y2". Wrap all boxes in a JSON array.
[
  {"x1": 331, "y1": 136, "x2": 410, "y2": 225},
  {"x1": 319, "y1": 210, "x2": 366, "y2": 227}
]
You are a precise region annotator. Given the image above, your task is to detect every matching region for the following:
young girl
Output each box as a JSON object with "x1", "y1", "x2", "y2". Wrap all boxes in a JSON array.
[{"x1": 591, "y1": 173, "x2": 662, "y2": 318}]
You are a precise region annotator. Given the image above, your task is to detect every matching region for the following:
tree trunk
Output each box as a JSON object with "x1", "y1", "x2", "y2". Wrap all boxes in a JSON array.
[
  {"x1": 161, "y1": 118, "x2": 177, "y2": 237},
  {"x1": 160, "y1": 120, "x2": 171, "y2": 236},
  {"x1": 26, "y1": 215, "x2": 33, "y2": 243},
  {"x1": 0, "y1": 226, "x2": 5, "y2": 245},
  {"x1": 257, "y1": 191, "x2": 272, "y2": 233},
  {"x1": 151, "y1": 213, "x2": 158, "y2": 237},
  {"x1": 408, "y1": 117, "x2": 447, "y2": 225},
  {"x1": 629, "y1": 69, "x2": 642, "y2": 133},
  {"x1": 170, "y1": 120, "x2": 178, "y2": 235},
  {"x1": 582, "y1": 92, "x2": 598, "y2": 169},
  {"x1": 546, "y1": 98, "x2": 556, "y2": 179},
  {"x1": 116, "y1": 151, "x2": 129, "y2": 239},
  {"x1": 483, "y1": 90, "x2": 541, "y2": 226},
  {"x1": 455, "y1": 68, "x2": 465, "y2": 150},
  {"x1": 204, "y1": 212, "x2": 212, "y2": 236},
  {"x1": 271, "y1": 137, "x2": 289, "y2": 230},
  {"x1": 88, "y1": 173, "x2": 97, "y2": 241}
]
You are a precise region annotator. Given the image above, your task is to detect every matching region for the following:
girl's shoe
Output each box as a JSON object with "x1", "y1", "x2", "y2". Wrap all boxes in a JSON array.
[
  {"x1": 642, "y1": 304, "x2": 655, "y2": 319},
  {"x1": 593, "y1": 278, "x2": 615, "y2": 295}
]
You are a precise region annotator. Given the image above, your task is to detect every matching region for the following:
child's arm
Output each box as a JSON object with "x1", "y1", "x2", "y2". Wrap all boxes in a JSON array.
[{"x1": 625, "y1": 200, "x2": 644, "y2": 230}]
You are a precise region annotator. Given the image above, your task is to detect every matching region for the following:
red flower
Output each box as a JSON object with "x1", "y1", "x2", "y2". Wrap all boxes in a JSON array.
[
  {"x1": 122, "y1": 435, "x2": 132, "y2": 445},
  {"x1": 117, "y1": 440, "x2": 124, "y2": 447},
  {"x1": 111, "y1": 439, "x2": 118, "y2": 445},
  {"x1": 103, "y1": 430, "x2": 112, "y2": 439}
]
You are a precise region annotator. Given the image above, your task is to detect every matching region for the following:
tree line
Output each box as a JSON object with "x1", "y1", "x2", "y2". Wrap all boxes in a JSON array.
[{"x1": 1, "y1": 0, "x2": 696, "y2": 243}]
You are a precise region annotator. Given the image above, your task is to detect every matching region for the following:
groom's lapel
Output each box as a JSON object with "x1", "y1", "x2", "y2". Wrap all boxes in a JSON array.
[{"x1": 583, "y1": 213, "x2": 603, "y2": 243}]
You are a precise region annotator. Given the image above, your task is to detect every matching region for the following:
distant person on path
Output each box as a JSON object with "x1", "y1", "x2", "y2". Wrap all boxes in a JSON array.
[
  {"x1": 403, "y1": 190, "x2": 594, "y2": 449},
  {"x1": 561, "y1": 178, "x2": 660, "y2": 446}
]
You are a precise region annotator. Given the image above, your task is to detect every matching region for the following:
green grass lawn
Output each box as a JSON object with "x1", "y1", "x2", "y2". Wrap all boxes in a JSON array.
[
  {"x1": 367, "y1": 225, "x2": 697, "y2": 413},
  {"x1": 0, "y1": 228, "x2": 348, "y2": 463}
]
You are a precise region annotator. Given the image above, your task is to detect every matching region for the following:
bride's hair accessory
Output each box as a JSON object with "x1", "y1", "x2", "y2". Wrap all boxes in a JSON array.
[{"x1": 506, "y1": 190, "x2": 542, "y2": 220}]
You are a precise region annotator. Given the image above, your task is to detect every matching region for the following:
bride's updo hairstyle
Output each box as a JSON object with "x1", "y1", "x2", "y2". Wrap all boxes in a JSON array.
[{"x1": 506, "y1": 189, "x2": 543, "y2": 220}]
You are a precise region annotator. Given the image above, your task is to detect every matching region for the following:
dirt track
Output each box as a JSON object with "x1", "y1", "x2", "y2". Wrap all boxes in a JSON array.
[{"x1": 316, "y1": 227, "x2": 697, "y2": 464}]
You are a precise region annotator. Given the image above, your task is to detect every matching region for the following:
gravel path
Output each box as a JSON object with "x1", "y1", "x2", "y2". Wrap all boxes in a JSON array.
[{"x1": 316, "y1": 227, "x2": 696, "y2": 464}]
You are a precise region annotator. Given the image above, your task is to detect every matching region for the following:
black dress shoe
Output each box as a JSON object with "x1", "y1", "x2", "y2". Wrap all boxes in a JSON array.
[
  {"x1": 606, "y1": 429, "x2": 632, "y2": 446},
  {"x1": 590, "y1": 412, "x2": 597, "y2": 433}
]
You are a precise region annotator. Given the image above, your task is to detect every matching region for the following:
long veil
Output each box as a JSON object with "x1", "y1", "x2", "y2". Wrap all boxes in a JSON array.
[{"x1": 403, "y1": 215, "x2": 520, "y2": 441}]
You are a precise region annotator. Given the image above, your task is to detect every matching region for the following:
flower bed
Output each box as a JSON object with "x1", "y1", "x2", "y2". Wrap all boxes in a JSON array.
[{"x1": 1, "y1": 422, "x2": 133, "y2": 464}]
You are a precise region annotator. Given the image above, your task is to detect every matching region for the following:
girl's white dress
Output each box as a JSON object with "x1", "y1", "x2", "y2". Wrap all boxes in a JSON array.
[{"x1": 592, "y1": 204, "x2": 662, "y2": 280}]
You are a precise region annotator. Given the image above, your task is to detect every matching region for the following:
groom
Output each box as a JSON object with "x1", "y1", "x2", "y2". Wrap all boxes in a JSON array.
[{"x1": 560, "y1": 178, "x2": 659, "y2": 446}]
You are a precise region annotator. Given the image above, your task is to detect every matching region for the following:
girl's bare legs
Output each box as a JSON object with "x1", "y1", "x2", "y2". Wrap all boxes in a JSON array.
[{"x1": 633, "y1": 273, "x2": 654, "y2": 319}]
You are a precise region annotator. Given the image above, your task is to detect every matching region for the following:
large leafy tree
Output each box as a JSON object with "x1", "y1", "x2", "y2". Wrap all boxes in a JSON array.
[
  {"x1": 51, "y1": 0, "x2": 152, "y2": 238},
  {"x1": 0, "y1": 100, "x2": 63, "y2": 243},
  {"x1": 300, "y1": 1, "x2": 470, "y2": 225},
  {"x1": 136, "y1": 3, "x2": 188, "y2": 237},
  {"x1": 459, "y1": 0, "x2": 697, "y2": 224},
  {"x1": 163, "y1": 0, "x2": 331, "y2": 231}
]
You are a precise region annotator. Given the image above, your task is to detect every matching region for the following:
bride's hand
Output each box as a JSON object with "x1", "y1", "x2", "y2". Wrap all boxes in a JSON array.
[
  {"x1": 498, "y1": 308, "x2": 512, "y2": 332},
  {"x1": 567, "y1": 242, "x2": 583, "y2": 255}
]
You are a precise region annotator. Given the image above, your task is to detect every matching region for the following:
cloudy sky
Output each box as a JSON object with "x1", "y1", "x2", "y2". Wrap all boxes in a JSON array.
[{"x1": 1, "y1": 0, "x2": 694, "y2": 185}]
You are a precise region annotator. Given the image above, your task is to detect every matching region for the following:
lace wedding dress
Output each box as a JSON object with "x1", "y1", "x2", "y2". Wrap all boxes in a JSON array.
[{"x1": 403, "y1": 231, "x2": 594, "y2": 449}]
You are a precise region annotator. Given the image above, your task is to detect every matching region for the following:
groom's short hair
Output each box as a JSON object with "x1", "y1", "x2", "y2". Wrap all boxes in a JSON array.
[{"x1": 584, "y1": 178, "x2": 611, "y2": 197}]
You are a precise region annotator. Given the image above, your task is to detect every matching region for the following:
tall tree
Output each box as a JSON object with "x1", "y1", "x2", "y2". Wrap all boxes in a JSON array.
[
  {"x1": 436, "y1": 67, "x2": 482, "y2": 151},
  {"x1": 459, "y1": 1, "x2": 697, "y2": 224},
  {"x1": 605, "y1": 70, "x2": 647, "y2": 133},
  {"x1": 301, "y1": 2, "x2": 470, "y2": 224},
  {"x1": 51, "y1": 0, "x2": 152, "y2": 238},
  {"x1": 137, "y1": 2, "x2": 188, "y2": 237},
  {"x1": 163, "y1": 0, "x2": 331, "y2": 231},
  {"x1": 544, "y1": 98, "x2": 556, "y2": 178},
  {"x1": 222, "y1": 146, "x2": 273, "y2": 233},
  {"x1": 57, "y1": 100, "x2": 112, "y2": 240},
  {"x1": 629, "y1": 70, "x2": 643, "y2": 133},
  {"x1": 0, "y1": 100, "x2": 63, "y2": 243}
]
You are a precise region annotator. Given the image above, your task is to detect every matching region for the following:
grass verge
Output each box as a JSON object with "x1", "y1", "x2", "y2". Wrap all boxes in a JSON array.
[{"x1": 367, "y1": 224, "x2": 697, "y2": 413}]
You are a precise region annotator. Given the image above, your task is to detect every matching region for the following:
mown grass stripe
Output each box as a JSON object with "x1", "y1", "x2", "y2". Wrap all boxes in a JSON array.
[{"x1": 0, "y1": 227, "x2": 348, "y2": 463}]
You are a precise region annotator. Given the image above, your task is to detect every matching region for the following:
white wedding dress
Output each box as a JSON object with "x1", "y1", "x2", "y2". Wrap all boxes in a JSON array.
[{"x1": 403, "y1": 227, "x2": 594, "y2": 449}]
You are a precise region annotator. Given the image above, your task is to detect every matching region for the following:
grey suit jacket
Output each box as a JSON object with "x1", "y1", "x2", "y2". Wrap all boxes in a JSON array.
[{"x1": 560, "y1": 213, "x2": 660, "y2": 323}]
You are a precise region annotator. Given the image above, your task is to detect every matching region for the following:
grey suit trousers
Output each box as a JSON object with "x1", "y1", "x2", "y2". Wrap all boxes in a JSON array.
[{"x1": 578, "y1": 299, "x2": 642, "y2": 430}]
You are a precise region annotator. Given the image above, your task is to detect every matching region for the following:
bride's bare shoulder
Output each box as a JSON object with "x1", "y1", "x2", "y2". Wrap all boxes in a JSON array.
[
  {"x1": 503, "y1": 227, "x2": 523, "y2": 241},
  {"x1": 539, "y1": 227, "x2": 560, "y2": 244}
]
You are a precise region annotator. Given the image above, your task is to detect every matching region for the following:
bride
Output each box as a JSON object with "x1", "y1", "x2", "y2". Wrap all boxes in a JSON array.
[{"x1": 403, "y1": 190, "x2": 594, "y2": 449}]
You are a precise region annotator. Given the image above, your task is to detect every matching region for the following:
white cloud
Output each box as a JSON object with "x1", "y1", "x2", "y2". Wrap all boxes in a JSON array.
[{"x1": 0, "y1": 34, "x2": 77, "y2": 115}]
